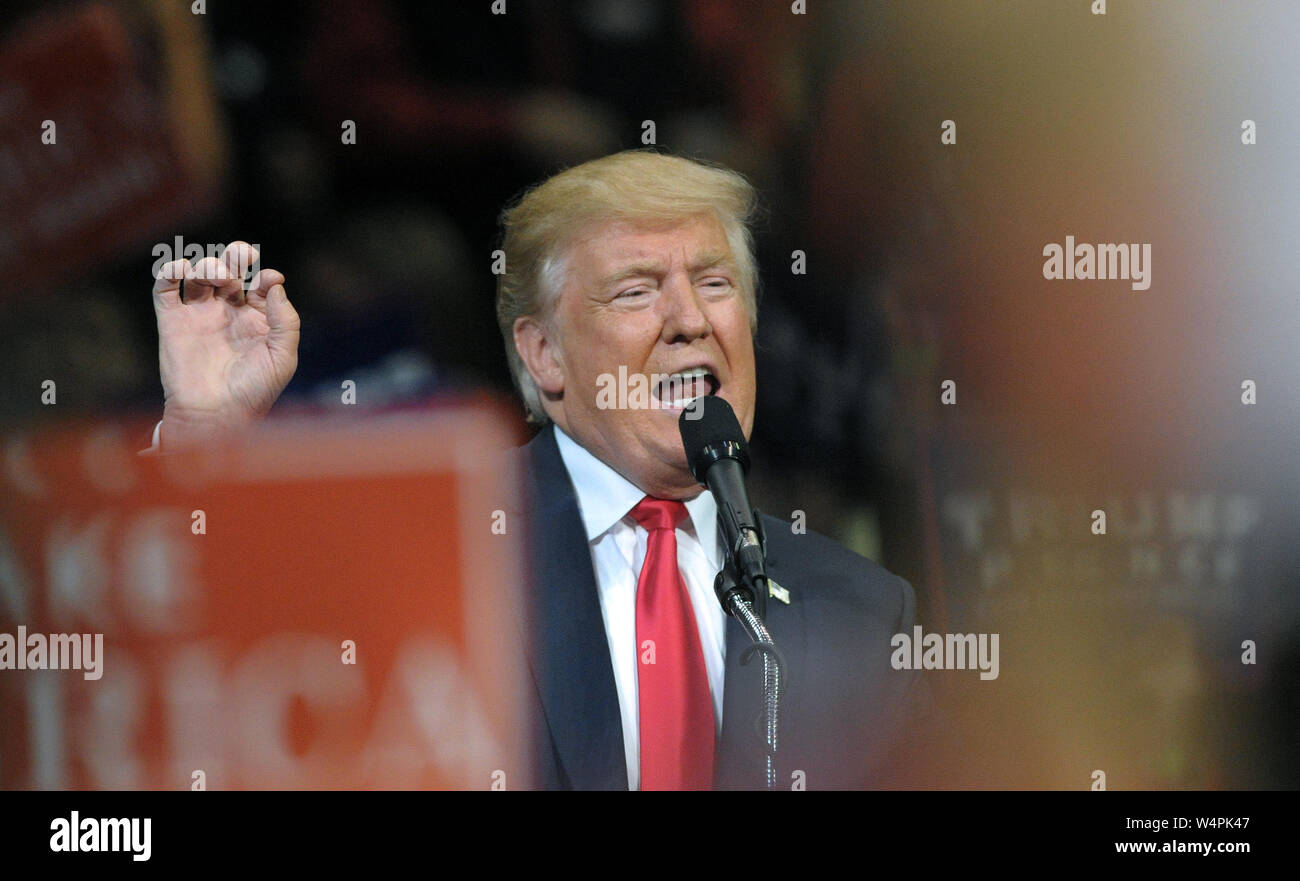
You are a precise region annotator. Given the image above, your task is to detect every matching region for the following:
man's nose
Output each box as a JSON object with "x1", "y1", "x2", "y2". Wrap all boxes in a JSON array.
[{"x1": 660, "y1": 276, "x2": 712, "y2": 343}]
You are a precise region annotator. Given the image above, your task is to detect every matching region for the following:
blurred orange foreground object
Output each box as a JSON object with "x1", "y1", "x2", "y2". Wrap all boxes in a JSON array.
[{"x1": 0, "y1": 404, "x2": 531, "y2": 790}]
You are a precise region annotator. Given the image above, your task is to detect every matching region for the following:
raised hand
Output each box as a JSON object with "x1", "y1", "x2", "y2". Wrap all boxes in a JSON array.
[{"x1": 151, "y1": 241, "x2": 300, "y2": 449}]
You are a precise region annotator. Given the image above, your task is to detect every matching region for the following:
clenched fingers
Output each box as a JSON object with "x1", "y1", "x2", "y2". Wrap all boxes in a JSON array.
[
  {"x1": 152, "y1": 259, "x2": 188, "y2": 311},
  {"x1": 245, "y1": 267, "x2": 287, "y2": 314},
  {"x1": 184, "y1": 256, "x2": 243, "y2": 305}
]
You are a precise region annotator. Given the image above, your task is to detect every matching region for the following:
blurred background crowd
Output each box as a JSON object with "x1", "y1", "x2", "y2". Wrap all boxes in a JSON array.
[{"x1": 1, "y1": 0, "x2": 1297, "y2": 788}]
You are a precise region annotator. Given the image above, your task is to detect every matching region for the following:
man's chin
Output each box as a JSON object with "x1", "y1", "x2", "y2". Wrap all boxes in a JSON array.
[{"x1": 631, "y1": 441, "x2": 699, "y2": 498}]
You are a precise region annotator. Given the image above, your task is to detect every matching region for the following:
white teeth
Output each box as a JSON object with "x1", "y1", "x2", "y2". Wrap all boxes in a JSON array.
[{"x1": 654, "y1": 367, "x2": 715, "y2": 408}]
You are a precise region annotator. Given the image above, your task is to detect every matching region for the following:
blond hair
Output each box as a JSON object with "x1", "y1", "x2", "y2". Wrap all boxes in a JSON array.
[{"x1": 495, "y1": 150, "x2": 759, "y2": 424}]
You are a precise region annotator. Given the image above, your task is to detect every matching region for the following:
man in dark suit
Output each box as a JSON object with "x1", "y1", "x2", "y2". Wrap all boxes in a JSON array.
[
  {"x1": 511, "y1": 420, "x2": 924, "y2": 790},
  {"x1": 497, "y1": 151, "x2": 928, "y2": 789},
  {"x1": 145, "y1": 150, "x2": 928, "y2": 790}
]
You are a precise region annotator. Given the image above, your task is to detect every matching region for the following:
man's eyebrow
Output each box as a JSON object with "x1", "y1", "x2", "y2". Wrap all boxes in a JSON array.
[
  {"x1": 597, "y1": 262, "x2": 665, "y2": 289},
  {"x1": 688, "y1": 252, "x2": 735, "y2": 272},
  {"x1": 595, "y1": 252, "x2": 737, "y2": 290}
]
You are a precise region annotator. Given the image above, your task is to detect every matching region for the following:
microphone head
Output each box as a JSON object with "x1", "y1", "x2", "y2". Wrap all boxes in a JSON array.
[{"x1": 679, "y1": 395, "x2": 750, "y2": 484}]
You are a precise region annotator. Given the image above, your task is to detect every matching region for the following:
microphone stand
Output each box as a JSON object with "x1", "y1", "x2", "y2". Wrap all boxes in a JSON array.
[{"x1": 714, "y1": 550, "x2": 786, "y2": 791}]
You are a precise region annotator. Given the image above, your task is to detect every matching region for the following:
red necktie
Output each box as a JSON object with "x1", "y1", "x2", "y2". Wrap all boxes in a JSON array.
[{"x1": 631, "y1": 496, "x2": 715, "y2": 790}]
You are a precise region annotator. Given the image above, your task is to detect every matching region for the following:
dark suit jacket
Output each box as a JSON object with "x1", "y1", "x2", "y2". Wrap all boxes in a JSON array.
[{"x1": 505, "y1": 425, "x2": 928, "y2": 790}]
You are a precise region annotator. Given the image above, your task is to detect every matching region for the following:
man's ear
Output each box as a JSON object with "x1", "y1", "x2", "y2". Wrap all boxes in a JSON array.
[{"x1": 513, "y1": 315, "x2": 565, "y2": 396}]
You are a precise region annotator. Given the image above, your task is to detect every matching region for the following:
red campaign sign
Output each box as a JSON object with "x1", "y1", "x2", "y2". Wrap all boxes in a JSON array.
[
  {"x1": 0, "y1": 3, "x2": 222, "y2": 293},
  {"x1": 0, "y1": 405, "x2": 531, "y2": 790}
]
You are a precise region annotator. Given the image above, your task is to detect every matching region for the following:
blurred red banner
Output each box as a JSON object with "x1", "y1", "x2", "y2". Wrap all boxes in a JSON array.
[
  {"x1": 0, "y1": 405, "x2": 530, "y2": 790},
  {"x1": 0, "y1": 3, "x2": 225, "y2": 293}
]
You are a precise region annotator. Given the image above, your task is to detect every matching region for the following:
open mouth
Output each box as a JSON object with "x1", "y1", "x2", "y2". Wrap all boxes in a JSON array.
[{"x1": 652, "y1": 366, "x2": 720, "y2": 410}]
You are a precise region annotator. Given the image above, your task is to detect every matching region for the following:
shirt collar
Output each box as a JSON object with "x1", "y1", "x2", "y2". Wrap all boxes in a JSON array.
[{"x1": 552, "y1": 424, "x2": 721, "y2": 569}]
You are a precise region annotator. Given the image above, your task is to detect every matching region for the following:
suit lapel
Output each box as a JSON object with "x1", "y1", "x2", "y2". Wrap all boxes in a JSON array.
[{"x1": 519, "y1": 426, "x2": 628, "y2": 790}]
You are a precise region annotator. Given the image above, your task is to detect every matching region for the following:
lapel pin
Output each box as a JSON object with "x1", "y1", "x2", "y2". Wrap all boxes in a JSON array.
[{"x1": 768, "y1": 579, "x2": 791, "y2": 605}]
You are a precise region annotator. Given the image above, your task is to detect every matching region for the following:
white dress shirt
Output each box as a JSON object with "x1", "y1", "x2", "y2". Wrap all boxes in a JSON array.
[{"x1": 552, "y1": 426, "x2": 727, "y2": 791}]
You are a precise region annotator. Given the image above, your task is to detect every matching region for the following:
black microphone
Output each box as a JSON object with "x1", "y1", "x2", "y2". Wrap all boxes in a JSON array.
[
  {"x1": 679, "y1": 396, "x2": 767, "y2": 613},
  {"x1": 681, "y1": 396, "x2": 785, "y2": 790}
]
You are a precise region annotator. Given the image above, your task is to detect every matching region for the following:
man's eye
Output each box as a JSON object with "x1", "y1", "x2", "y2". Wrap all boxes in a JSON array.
[{"x1": 617, "y1": 288, "x2": 649, "y2": 298}]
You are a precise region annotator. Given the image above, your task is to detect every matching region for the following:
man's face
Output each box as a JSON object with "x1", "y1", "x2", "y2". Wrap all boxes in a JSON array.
[{"x1": 535, "y1": 212, "x2": 756, "y2": 499}]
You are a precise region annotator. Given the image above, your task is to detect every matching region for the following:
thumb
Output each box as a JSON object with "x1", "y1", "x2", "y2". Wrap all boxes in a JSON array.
[{"x1": 265, "y1": 284, "x2": 301, "y2": 370}]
